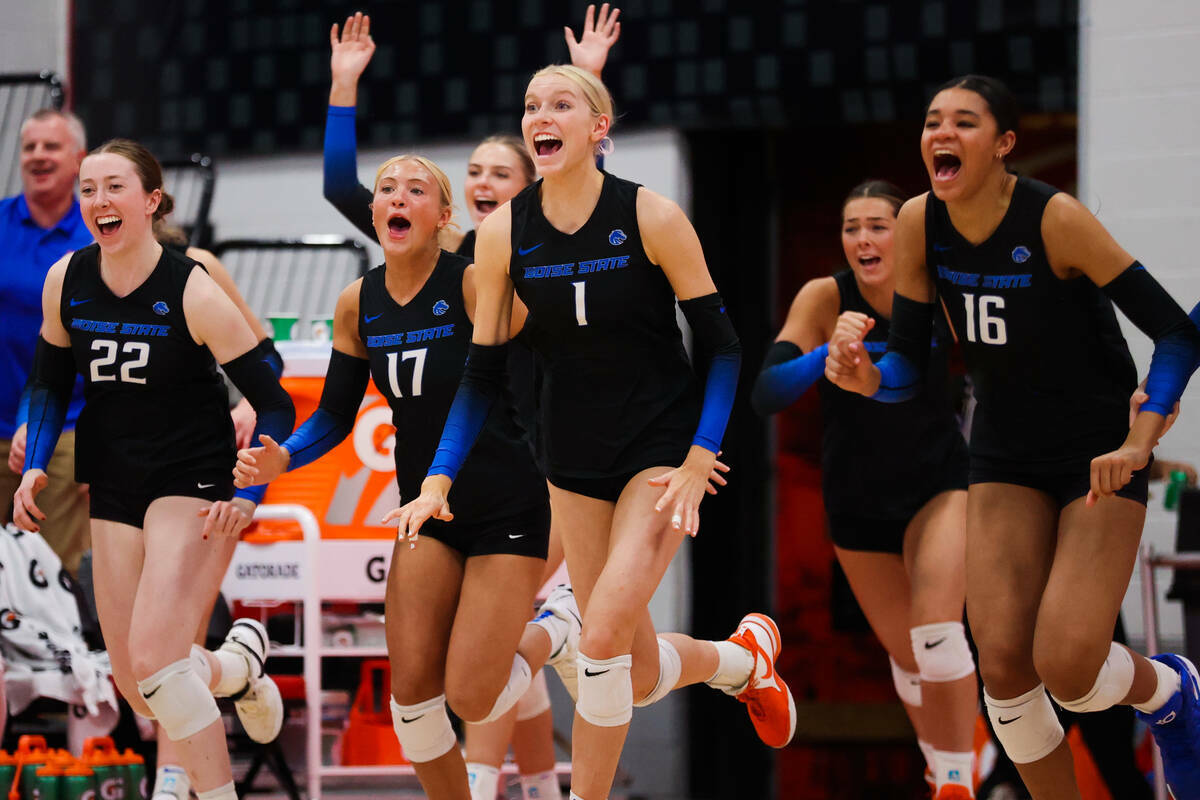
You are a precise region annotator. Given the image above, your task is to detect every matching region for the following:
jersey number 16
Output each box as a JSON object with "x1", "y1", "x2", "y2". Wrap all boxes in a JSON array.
[{"x1": 962, "y1": 293, "x2": 1007, "y2": 345}]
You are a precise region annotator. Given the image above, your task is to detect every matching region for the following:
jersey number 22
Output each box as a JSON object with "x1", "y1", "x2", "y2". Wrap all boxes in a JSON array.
[{"x1": 89, "y1": 339, "x2": 150, "y2": 384}]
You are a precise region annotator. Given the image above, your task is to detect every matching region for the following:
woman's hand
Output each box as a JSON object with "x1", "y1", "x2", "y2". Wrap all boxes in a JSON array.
[
  {"x1": 233, "y1": 434, "x2": 290, "y2": 488},
  {"x1": 7, "y1": 424, "x2": 25, "y2": 474},
  {"x1": 1087, "y1": 412, "x2": 1160, "y2": 506},
  {"x1": 12, "y1": 469, "x2": 48, "y2": 531},
  {"x1": 199, "y1": 497, "x2": 256, "y2": 539},
  {"x1": 647, "y1": 445, "x2": 717, "y2": 537},
  {"x1": 381, "y1": 475, "x2": 454, "y2": 549},
  {"x1": 1129, "y1": 378, "x2": 1180, "y2": 438},
  {"x1": 330, "y1": 12, "x2": 376, "y2": 104},
  {"x1": 231, "y1": 398, "x2": 257, "y2": 450},
  {"x1": 565, "y1": 4, "x2": 621, "y2": 78},
  {"x1": 824, "y1": 312, "x2": 880, "y2": 396},
  {"x1": 706, "y1": 454, "x2": 731, "y2": 495}
]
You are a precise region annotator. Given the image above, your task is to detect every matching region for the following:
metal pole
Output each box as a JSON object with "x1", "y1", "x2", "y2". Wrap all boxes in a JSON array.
[{"x1": 1139, "y1": 545, "x2": 1168, "y2": 800}]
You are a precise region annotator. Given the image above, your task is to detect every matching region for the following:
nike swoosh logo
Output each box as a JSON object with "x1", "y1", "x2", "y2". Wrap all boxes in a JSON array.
[
  {"x1": 508, "y1": 533, "x2": 525, "y2": 539},
  {"x1": 583, "y1": 667, "x2": 610, "y2": 677},
  {"x1": 142, "y1": 686, "x2": 161, "y2": 699},
  {"x1": 752, "y1": 655, "x2": 780, "y2": 692},
  {"x1": 997, "y1": 715, "x2": 1021, "y2": 725},
  {"x1": 364, "y1": 313, "x2": 384, "y2": 324},
  {"x1": 517, "y1": 243, "x2": 543, "y2": 256},
  {"x1": 924, "y1": 638, "x2": 947, "y2": 649},
  {"x1": 400, "y1": 715, "x2": 423, "y2": 723},
  {"x1": 69, "y1": 297, "x2": 92, "y2": 307},
  {"x1": 197, "y1": 483, "x2": 215, "y2": 489}
]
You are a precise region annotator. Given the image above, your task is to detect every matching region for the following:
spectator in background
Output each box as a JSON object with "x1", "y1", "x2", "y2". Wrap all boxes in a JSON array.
[{"x1": 0, "y1": 108, "x2": 92, "y2": 573}]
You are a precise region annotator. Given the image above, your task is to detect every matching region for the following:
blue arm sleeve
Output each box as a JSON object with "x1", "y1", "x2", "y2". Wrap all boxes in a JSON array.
[
  {"x1": 258, "y1": 337, "x2": 283, "y2": 379},
  {"x1": 872, "y1": 352, "x2": 921, "y2": 403},
  {"x1": 14, "y1": 378, "x2": 33, "y2": 429},
  {"x1": 751, "y1": 342, "x2": 828, "y2": 416},
  {"x1": 279, "y1": 349, "x2": 370, "y2": 472},
  {"x1": 222, "y1": 347, "x2": 298, "y2": 503},
  {"x1": 428, "y1": 343, "x2": 509, "y2": 480},
  {"x1": 24, "y1": 337, "x2": 76, "y2": 473},
  {"x1": 1103, "y1": 263, "x2": 1200, "y2": 417},
  {"x1": 323, "y1": 105, "x2": 377, "y2": 241},
  {"x1": 679, "y1": 294, "x2": 742, "y2": 454}
]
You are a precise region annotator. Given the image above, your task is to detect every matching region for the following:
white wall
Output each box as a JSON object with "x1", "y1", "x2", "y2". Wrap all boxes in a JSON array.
[
  {"x1": 0, "y1": 0, "x2": 69, "y2": 78},
  {"x1": 1080, "y1": 0, "x2": 1200, "y2": 649}
]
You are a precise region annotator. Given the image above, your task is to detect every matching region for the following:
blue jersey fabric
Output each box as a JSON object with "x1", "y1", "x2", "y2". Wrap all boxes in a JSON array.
[{"x1": 0, "y1": 194, "x2": 92, "y2": 438}]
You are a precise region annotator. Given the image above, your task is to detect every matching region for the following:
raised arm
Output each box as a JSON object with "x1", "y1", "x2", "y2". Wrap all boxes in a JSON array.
[
  {"x1": 565, "y1": 3, "x2": 621, "y2": 79},
  {"x1": 638, "y1": 187, "x2": 741, "y2": 535},
  {"x1": 826, "y1": 194, "x2": 934, "y2": 401},
  {"x1": 751, "y1": 277, "x2": 840, "y2": 415},
  {"x1": 324, "y1": 12, "x2": 377, "y2": 239}
]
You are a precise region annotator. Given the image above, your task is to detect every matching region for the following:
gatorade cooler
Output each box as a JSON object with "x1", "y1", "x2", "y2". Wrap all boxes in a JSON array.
[{"x1": 340, "y1": 659, "x2": 406, "y2": 765}]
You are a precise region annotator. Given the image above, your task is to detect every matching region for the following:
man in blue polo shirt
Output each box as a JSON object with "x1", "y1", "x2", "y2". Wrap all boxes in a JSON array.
[{"x1": 0, "y1": 108, "x2": 93, "y2": 573}]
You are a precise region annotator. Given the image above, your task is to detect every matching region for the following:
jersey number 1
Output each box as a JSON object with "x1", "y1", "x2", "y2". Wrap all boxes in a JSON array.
[
  {"x1": 962, "y1": 293, "x2": 1007, "y2": 345},
  {"x1": 572, "y1": 281, "x2": 588, "y2": 326},
  {"x1": 89, "y1": 339, "x2": 150, "y2": 384},
  {"x1": 386, "y1": 348, "x2": 426, "y2": 397}
]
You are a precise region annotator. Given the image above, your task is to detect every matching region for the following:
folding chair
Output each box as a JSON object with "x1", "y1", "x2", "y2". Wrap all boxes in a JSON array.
[{"x1": 161, "y1": 153, "x2": 216, "y2": 248}]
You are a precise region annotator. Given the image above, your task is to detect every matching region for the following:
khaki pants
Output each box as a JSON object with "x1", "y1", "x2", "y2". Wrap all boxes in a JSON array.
[{"x1": 0, "y1": 430, "x2": 90, "y2": 574}]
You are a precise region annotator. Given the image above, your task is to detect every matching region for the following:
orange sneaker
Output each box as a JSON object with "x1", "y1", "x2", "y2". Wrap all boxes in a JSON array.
[
  {"x1": 933, "y1": 785, "x2": 974, "y2": 800},
  {"x1": 727, "y1": 613, "x2": 796, "y2": 748}
]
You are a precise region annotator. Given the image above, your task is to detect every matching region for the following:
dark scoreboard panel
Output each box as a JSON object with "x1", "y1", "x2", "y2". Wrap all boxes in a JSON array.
[{"x1": 72, "y1": 0, "x2": 1077, "y2": 157}]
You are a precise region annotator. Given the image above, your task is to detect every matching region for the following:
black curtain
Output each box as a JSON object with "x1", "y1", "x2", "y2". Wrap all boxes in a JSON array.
[{"x1": 684, "y1": 129, "x2": 779, "y2": 799}]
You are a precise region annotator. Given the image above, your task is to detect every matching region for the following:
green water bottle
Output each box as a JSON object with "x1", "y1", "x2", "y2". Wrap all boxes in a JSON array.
[
  {"x1": 117, "y1": 753, "x2": 145, "y2": 800},
  {"x1": 60, "y1": 766, "x2": 94, "y2": 800},
  {"x1": 19, "y1": 758, "x2": 48, "y2": 800},
  {"x1": 0, "y1": 751, "x2": 15, "y2": 800},
  {"x1": 1165, "y1": 469, "x2": 1188, "y2": 510},
  {"x1": 31, "y1": 766, "x2": 61, "y2": 800}
]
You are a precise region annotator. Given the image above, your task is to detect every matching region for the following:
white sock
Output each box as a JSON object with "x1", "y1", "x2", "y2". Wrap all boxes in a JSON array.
[
  {"x1": 466, "y1": 762, "x2": 500, "y2": 800},
  {"x1": 212, "y1": 648, "x2": 251, "y2": 697},
  {"x1": 933, "y1": 748, "x2": 974, "y2": 792},
  {"x1": 195, "y1": 782, "x2": 237, "y2": 800},
  {"x1": 531, "y1": 613, "x2": 569, "y2": 660},
  {"x1": 151, "y1": 765, "x2": 189, "y2": 800},
  {"x1": 917, "y1": 739, "x2": 936, "y2": 774},
  {"x1": 189, "y1": 645, "x2": 213, "y2": 689},
  {"x1": 1133, "y1": 659, "x2": 1182, "y2": 714},
  {"x1": 521, "y1": 769, "x2": 562, "y2": 800},
  {"x1": 704, "y1": 640, "x2": 755, "y2": 692}
]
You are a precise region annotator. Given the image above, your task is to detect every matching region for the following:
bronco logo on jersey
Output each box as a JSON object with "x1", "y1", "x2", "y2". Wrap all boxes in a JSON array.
[
  {"x1": 432, "y1": 299, "x2": 450, "y2": 316},
  {"x1": 153, "y1": 301, "x2": 170, "y2": 315},
  {"x1": 609, "y1": 229, "x2": 627, "y2": 246},
  {"x1": 1011, "y1": 246, "x2": 1031, "y2": 264}
]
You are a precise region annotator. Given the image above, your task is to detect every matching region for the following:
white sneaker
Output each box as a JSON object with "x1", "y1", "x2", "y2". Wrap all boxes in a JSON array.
[
  {"x1": 221, "y1": 618, "x2": 284, "y2": 743},
  {"x1": 537, "y1": 584, "x2": 582, "y2": 702}
]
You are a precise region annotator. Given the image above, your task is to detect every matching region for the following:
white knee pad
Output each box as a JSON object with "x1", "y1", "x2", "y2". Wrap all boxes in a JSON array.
[
  {"x1": 516, "y1": 668, "x2": 552, "y2": 721},
  {"x1": 634, "y1": 637, "x2": 682, "y2": 708},
  {"x1": 984, "y1": 684, "x2": 1064, "y2": 764},
  {"x1": 136, "y1": 659, "x2": 221, "y2": 741},
  {"x1": 911, "y1": 622, "x2": 975, "y2": 683},
  {"x1": 390, "y1": 694, "x2": 458, "y2": 763},
  {"x1": 576, "y1": 653, "x2": 633, "y2": 727},
  {"x1": 889, "y1": 657, "x2": 923, "y2": 707},
  {"x1": 1051, "y1": 641, "x2": 1135, "y2": 714},
  {"x1": 471, "y1": 654, "x2": 533, "y2": 724}
]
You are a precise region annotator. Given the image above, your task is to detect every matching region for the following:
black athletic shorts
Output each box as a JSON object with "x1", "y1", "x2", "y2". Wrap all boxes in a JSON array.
[
  {"x1": 420, "y1": 501, "x2": 550, "y2": 559},
  {"x1": 546, "y1": 439, "x2": 691, "y2": 503},
  {"x1": 968, "y1": 455, "x2": 1152, "y2": 508},
  {"x1": 826, "y1": 514, "x2": 910, "y2": 555},
  {"x1": 90, "y1": 468, "x2": 234, "y2": 528}
]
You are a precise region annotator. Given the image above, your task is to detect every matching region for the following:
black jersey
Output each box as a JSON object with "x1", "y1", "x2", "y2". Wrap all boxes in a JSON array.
[
  {"x1": 819, "y1": 271, "x2": 968, "y2": 519},
  {"x1": 508, "y1": 172, "x2": 700, "y2": 478},
  {"x1": 358, "y1": 252, "x2": 545, "y2": 521},
  {"x1": 927, "y1": 176, "x2": 1138, "y2": 469},
  {"x1": 60, "y1": 244, "x2": 234, "y2": 488}
]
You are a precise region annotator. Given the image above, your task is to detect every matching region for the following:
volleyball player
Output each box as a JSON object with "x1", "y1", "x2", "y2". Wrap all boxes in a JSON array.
[
  {"x1": 825, "y1": 75, "x2": 1200, "y2": 799},
  {"x1": 753, "y1": 180, "x2": 978, "y2": 799},
  {"x1": 12, "y1": 139, "x2": 296, "y2": 800},
  {"x1": 234, "y1": 154, "x2": 583, "y2": 800},
  {"x1": 388, "y1": 65, "x2": 794, "y2": 800}
]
